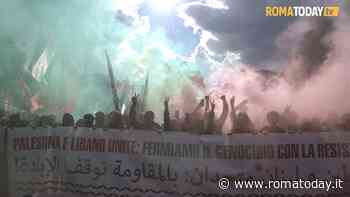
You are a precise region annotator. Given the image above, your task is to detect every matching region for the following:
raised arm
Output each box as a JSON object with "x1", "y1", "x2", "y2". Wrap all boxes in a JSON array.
[
  {"x1": 192, "y1": 98, "x2": 205, "y2": 115},
  {"x1": 206, "y1": 99, "x2": 216, "y2": 134},
  {"x1": 205, "y1": 95, "x2": 210, "y2": 113},
  {"x1": 230, "y1": 96, "x2": 236, "y2": 131},
  {"x1": 163, "y1": 97, "x2": 170, "y2": 131},
  {"x1": 129, "y1": 94, "x2": 138, "y2": 128},
  {"x1": 216, "y1": 95, "x2": 229, "y2": 132}
]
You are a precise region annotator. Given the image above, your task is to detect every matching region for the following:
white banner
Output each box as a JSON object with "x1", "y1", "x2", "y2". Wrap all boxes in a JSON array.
[{"x1": 7, "y1": 127, "x2": 350, "y2": 197}]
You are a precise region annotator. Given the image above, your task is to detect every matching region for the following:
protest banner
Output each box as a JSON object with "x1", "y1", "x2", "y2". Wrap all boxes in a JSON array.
[{"x1": 7, "y1": 127, "x2": 350, "y2": 197}]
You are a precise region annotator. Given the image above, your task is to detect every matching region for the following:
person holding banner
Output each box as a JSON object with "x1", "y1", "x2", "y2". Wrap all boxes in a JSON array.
[
  {"x1": 260, "y1": 111, "x2": 286, "y2": 134},
  {"x1": 75, "y1": 118, "x2": 87, "y2": 128},
  {"x1": 62, "y1": 113, "x2": 74, "y2": 127},
  {"x1": 128, "y1": 94, "x2": 142, "y2": 129},
  {"x1": 215, "y1": 95, "x2": 229, "y2": 133},
  {"x1": 171, "y1": 110, "x2": 182, "y2": 131},
  {"x1": 187, "y1": 98, "x2": 205, "y2": 134},
  {"x1": 108, "y1": 111, "x2": 124, "y2": 129},
  {"x1": 282, "y1": 105, "x2": 299, "y2": 131},
  {"x1": 94, "y1": 111, "x2": 105, "y2": 128},
  {"x1": 204, "y1": 98, "x2": 216, "y2": 134},
  {"x1": 230, "y1": 96, "x2": 255, "y2": 134},
  {"x1": 163, "y1": 97, "x2": 183, "y2": 131},
  {"x1": 83, "y1": 113, "x2": 94, "y2": 128},
  {"x1": 143, "y1": 110, "x2": 161, "y2": 130},
  {"x1": 182, "y1": 112, "x2": 192, "y2": 132}
]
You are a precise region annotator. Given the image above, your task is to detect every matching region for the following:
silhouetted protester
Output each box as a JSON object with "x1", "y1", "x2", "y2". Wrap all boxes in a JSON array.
[
  {"x1": 38, "y1": 115, "x2": 56, "y2": 127},
  {"x1": 232, "y1": 112, "x2": 255, "y2": 134},
  {"x1": 204, "y1": 99, "x2": 216, "y2": 134},
  {"x1": 143, "y1": 111, "x2": 161, "y2": 130},
  {"x1": 83, "y1": 113, "x2": 94, "y2": 128},
  {"x1": 230, "y1": 96, "x2": 236, "y2": 132},
  {"x1": 189, "y1": 98, "x2": 205, "y2": 134},
  {"x1": 282, "y1": 105, "x2": 299, "y2": 131},
  {"x1": 95, "y1": 111, "x2": 105, "y2": 128},
  {"x1": 300, "y1": 119, "x2": 313, "y2": 132},
  {"x1": 128, "y1": 94, "x2": 142, "y2": 129},
  {"x1": 204, "y1": 95, "x2": 210, "y2": 115},
  {"x1": 215, "y1": 95, "x2": 229, "y2": 133},
  {"x1": 8, "y1": 113, "x2": 21, "y2": 128},
  {"x1": 300, "y1": 117, "x2": 323, "y2": 132},
  {"x1": 182, "y1": 113, "x2": 192, "y2": 132},
  {"x1": 202, "y1": 96, "x2": 211, "y2": 133},
  {"x1": 229, "y1": 95, "x2": 255, "y2": 134},
  {"x1": 29, "y1": 114, "x2": 41, "y2": 127},
  {"x1": 62, "y1": 113, "x2": 75, "y2": 127},
  {"x1": 261, "y1": 111, "x2": 285, "y2": 133},
  {"x1": 164, "y1": 98, "x2": 183, "y2": 131},
  {"x1": 341, "y1": 113, "x2": 350, "y2": 130},
  {"x1": 164, "y1": 98, "x2": 171, "y2": 131},
  {"x1": 324, "y1": 112, "x2": 340, "y2": 130},
  {"x1": 109, "y1": 111, "x2": 124, "y2": 129},
  {"x1": 104, "y1": 112, "x2": 111, "y2": 128},
  {"x1": 48, "y1": 114, "x2": 57, "y2": 127},
  {"x1": 171, "y1": 110, "x2": 182, "y2": 131},
  {"x1": 123, "y1": 114, "x2": 129, "y2": 128},
  {"x1": 76, "y1": 118, "x2": 87, "y2": 128}
]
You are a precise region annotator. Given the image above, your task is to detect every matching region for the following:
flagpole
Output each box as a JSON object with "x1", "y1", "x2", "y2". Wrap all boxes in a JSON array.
[
  {"x1": 140, "y1": 72, "x2": 149, "y2": 113},
  {"x1": 105, "y1": 50, "x2": 120, "y2": 111}
]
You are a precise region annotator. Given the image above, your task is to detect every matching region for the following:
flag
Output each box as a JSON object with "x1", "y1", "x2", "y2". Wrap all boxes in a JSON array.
[{"x1": 31, "y1": 48, "x2": 49, "y2": 83}]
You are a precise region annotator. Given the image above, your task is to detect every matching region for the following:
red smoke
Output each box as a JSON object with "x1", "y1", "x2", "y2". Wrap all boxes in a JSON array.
[{"x1": 203, "y1": 14, "x2": 350, "y2": 130}]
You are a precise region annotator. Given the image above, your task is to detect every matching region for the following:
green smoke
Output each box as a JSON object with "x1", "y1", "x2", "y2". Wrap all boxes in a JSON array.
[{"x1": 0, "y1": 0, "x2": 201, "y2": 119}]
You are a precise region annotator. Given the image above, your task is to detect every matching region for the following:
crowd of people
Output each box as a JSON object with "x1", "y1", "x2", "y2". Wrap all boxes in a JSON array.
[{"x1": 1, "y1": 94, "x2": 350, "y2": 134}]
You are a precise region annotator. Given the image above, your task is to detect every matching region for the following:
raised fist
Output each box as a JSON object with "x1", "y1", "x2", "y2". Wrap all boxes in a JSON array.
[{"x1": 132, "y1": 94, "x2": 138, "y2": 104}]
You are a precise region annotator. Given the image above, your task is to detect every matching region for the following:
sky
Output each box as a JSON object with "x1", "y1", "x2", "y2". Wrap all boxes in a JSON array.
[{"x1": 0, "y1": 0, "x2": 349, "y2": 122}]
